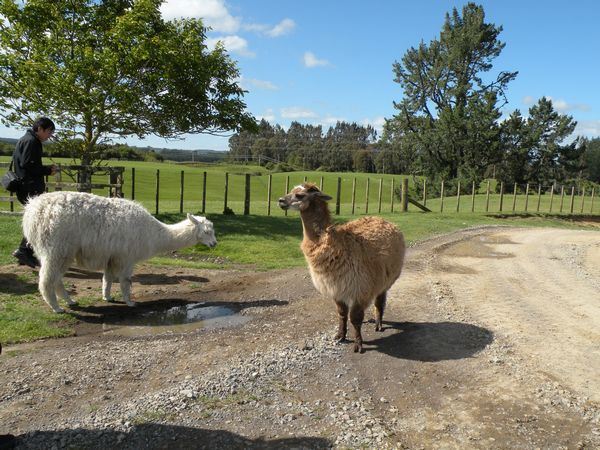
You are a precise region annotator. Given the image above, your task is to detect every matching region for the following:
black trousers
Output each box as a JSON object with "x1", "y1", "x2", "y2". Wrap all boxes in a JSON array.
[{"x1": 16, "y1": 188, "x2": 42, "y2": 254}]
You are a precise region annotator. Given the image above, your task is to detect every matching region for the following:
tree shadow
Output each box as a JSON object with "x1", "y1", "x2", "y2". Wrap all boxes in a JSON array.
[
  {"x1": 0, "y1": 273, "x2": 38, "y2": 295},
  {"x1": 17, "y1": 423, "x2": 332, "y2": 449},
  {"x1": 365, "y1": 321, "x2": 493, "y2": 361},
  {"x1": 64, "y1": 268, "x2": 209, "y2": 285}
]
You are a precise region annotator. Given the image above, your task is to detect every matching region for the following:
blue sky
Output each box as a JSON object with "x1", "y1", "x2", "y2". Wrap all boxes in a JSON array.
[{"x1": 3, "y1": 0, "x2": 600, "y2": 151}]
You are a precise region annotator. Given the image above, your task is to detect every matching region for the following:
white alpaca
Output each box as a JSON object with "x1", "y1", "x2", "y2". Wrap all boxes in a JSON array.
[{"x1": 22, "y1": 191, "x2": 217, "y2": 313}]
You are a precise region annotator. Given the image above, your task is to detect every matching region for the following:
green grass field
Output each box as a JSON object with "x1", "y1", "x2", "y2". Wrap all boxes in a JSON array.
[
  {"x1": 0, "y1": 156, "x2": 599, "y2": 344},
  {"x1": 3, "y1": 156, "x2": 598, "y2": 216}
]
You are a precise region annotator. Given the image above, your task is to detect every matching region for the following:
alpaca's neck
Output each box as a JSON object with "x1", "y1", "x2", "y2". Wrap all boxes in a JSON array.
[
  {"x1": 300, "y1": 201, "x2": 332, "y2": 243},
  {"x1": 154, "y1": 220, "x2": 196, "y2": 253}
]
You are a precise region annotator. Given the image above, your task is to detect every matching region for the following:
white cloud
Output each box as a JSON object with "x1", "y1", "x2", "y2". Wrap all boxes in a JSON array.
[
  {"x1": 246, "y1": 78, "x2": 279, "y2": 91},
  {"x1": 281, "y1": 107, "x2": 318, "y2": 119},
  {"x1": 266, "y1": 18, "x2": 296, "y2": 37},
  {"x1": 522, "y1": 95, "x2": 590, "y2": 113},
  {"x1": 257, "y1": 109, "x2": 276, "y2": 122},
  {"x1": 322, "y1": 116, "x2": 346, "y2": 126},
  {"x1": 575, "y1": 120, "x2": 600, "y2": 138},
  {"x1": 206, "y1": 36, "x2": 255, "y2": 57},
  {"x1": 303, "y1": 51, "x2": 330, "y2": 68},
  {"x1": 160, "y1": 0, "x2": 240, "y2": 33}
]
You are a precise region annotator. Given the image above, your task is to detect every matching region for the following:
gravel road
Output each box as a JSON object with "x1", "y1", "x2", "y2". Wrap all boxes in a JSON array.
[{"x1": 0, "y1": 226, "x2": 599, "y2": 449}]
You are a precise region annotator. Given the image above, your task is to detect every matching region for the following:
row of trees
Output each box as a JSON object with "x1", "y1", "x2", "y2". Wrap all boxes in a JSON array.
[{"x1": 228, "y1": 120, "x2": 378, "y2": 172}]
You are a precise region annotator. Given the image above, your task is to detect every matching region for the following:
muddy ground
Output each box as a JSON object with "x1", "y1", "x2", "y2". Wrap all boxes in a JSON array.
[{"x1": 0, "y1": 226, "x2": 599, "y2": 449}]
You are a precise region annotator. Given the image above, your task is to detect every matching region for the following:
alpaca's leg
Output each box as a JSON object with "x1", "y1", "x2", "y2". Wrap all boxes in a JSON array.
[
  {"x1": 102, "y1": 273, "x2": 114, "y2": 302},
  {"x1": 53, "y1": 258, "x2": 76, "y2": 307},
  {"x1": 334, "y1": 301, "x2": 349, "y2": 342},
  {"x1": 350, "y1": 305, "x2": 365, "y2": 353},
  {"x1": 55, "y1": 280, "x2": 77, "y2": 306},
  {"x1": 374, "y1": 291, "x2": 387, "y2": 332},
  {"x1": 119, "y1": 268, "x2": 136, "y2": 307},
  {"x1": 38, "y1": 262, "x2": 65, "y2": 313}
]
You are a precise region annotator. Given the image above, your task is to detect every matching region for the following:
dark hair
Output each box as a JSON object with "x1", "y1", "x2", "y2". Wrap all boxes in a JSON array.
[{"x1": 32, "y1": 117, "x2": 55, "y2": 132}]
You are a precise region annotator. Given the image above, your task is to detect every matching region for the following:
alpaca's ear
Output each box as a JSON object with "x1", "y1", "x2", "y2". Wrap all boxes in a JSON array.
[
  {"x1": 318, "y1": 192, "x2": 333, "y2": 201},
  {"x1": 187, "y1": 213, "x2": 199, "y2": 225}
]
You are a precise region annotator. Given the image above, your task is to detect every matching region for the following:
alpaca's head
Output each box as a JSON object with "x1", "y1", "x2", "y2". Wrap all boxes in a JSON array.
[
  {"x1": 278, "y1": 183, "x2": 333, "y2": 212},
  {"x1": 187, "y1": 214, "x2": 217, "y2": 248}
]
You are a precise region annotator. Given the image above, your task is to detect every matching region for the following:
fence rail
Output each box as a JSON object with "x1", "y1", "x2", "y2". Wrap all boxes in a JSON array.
[{"x1": 1, "y1": 164, "x2": 598, "y2": 217}]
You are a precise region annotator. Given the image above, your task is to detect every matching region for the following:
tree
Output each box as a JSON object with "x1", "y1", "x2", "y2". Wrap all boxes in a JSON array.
[
  {"x1": 0, "y1": 0, "x2": 256, "y2": 165},
  {"x1": 583, "y1": 138, "x2": 600, "y2": 183},
  {"x1": 386, "y1": 3, "x2": 517, "y2": 179},
  {"x1": 524, "y1": 97, "x2": 580, "y2": 184}
]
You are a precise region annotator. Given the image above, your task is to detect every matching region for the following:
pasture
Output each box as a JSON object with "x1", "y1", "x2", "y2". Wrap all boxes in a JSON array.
[{"x1": 1, "y1": 158, "x2": 599, "y2": 448}]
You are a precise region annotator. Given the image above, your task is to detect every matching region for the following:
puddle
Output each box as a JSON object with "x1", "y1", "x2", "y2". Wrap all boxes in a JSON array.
[{"x1": 102, "y1": 302, "x2": 250, "y2": 336}]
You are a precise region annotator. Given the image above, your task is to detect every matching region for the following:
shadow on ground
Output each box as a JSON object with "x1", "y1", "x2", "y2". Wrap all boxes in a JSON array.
[
  {"x1": 0, "y1": 273, "x2": 38, "y2": 295},
  {"x1": 16, "y1": 424, "x2": 332, "y2": 449},
  {"x1": 366, "y1": 321, "x2": 493, "y2": 361},
  {"x1": 68, "y1": 298, "x2": 288, "y2": 327},
  {"x1": 64, "y1": 268, "x2": 210, "y2": 285}
]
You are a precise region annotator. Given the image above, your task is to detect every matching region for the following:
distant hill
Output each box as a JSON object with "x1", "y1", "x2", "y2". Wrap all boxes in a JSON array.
[
  {"x1": 0, "y1": 136, "x2": 229, "y2": 162},
  {"x1": 0, "y1": 137, "x2": 18, "y2": 145}
]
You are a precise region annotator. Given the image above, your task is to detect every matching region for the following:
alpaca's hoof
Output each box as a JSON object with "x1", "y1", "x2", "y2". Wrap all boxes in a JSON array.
[
  {"x1": 335, "y1": 335, "x2": 348, "y2": 344},
  {"x1": 104, "y1": 297, "x2": 115, "y2": 303},
  {"x1": 52, "y1": 307, "x2": 65, "y2": 314},
  {"x1": 353, "y1": 340, "x2": 364, "y2": 353},
  {"x1": 67, "y1": 300, "x2": 78, "y2": 306}
]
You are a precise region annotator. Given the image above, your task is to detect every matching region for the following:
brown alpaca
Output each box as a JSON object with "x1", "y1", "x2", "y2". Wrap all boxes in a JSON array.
[{"x1": 279, "y1": 183, "x2": 406, "y2": 353}]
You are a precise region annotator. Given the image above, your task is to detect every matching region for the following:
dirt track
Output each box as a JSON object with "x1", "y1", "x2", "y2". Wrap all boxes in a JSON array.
[{"x1": 1, "y1": 226, "x2": 599, "y2": 449}]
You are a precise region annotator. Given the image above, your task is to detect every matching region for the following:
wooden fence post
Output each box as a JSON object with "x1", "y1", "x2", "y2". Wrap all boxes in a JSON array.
[
  {"x1": 365, "y1": 178, "x2": 370, "y2": 214},
  {"x1": 580, "y1": 187, "x2": 585, "y2": 213},
  {"x1": 335, "y1": 177, "x2": 341, "y2": 215},
  {"x1": 512, "y1": 183, "x2": 517, "y2": 212},
  {"x1": 55, "y1": 164, "x2": 62, "y2": 192},
  {"x1": 485, "y1": 180, "x2": 490, "y2": 212},
  {"x1": 390, "y1": 178, "x2": 395, "y2": 213},
  {"x1": 284, "y1": 175, "x2": 290, "y2": 216},
  {"x1": 320, "y1": 176, "x2": 324, "y2": 191},
  {"x1": 536, "y1": 184, "x2": 542, "y2": 212},
  {"x1": 155, "y1": 169, "x2": 160, "y2": 215},
  {"x1": 244, "y1": 174, "x2": 251, "y2": 215},
  {"x1": 351, "y1": 178, "x2": 356, "y2": 215},
  {"x1": 499, "y1": 182, "x2": 504, "y2": 212},
  {"x1": 440, "y1": 180, "x2": 445, "y2": 213},
  {"x1": 549, "y1": 183, "x2": 554, "y2": 213},
  {"x1": 559, "y1": 185, "x2": 565, "y2": 213},
  {"x1": 179, "y1": 170, "x2": 184, "y2": 214},
  {"x1": 569, "y1": 186, "x2": 575, "y2": 214},
  {"x1": 591, "y1": 187, "x2": 595, "y2": 214},
  {"x1": 131, "y1": 167, "x2": 135, "y2": 200},
  {"x1": 223, "y1": 172, "x2": 229, "y2": 213},
  {"x1": 201, "y1": 171, "x2": 207, "y2": 214},
  {"x1": 471, "y1": 181, "x2": 476, "y2": 212},
  {"x1": 402, "y1": 178, "x2": 409, "y2": 212},
  {"x1": 267, "y1": 174, "x2": 272, "y2": 216},
  {"x1": 377, "y1": 178, "x2": 383, "y2": 213},
  {"x1": 524, "y1": 183, "x2": 530, "y2": 212},
  {"x1": 423, "y1": 178, "x2": 427, "y2": 206},
  {"x1": 456, "y1": 180, "x2": 461, "y2": 213}
]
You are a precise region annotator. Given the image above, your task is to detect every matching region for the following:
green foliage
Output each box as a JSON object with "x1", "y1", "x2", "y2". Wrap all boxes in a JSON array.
[
  {"x1": 384, "y1": 3, "x2": 516, "y2": 180},
  {"x1": 228, "y1": 119, "x2": 378, "y2": 173},
  {"x1": 0, "y1": 0, "x2": 256, "y2": 166},
  {"x1": 584, "y1": 138, "x2": 600, "y2": 182}
]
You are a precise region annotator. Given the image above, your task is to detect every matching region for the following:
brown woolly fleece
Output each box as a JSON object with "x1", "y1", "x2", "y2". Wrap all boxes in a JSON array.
[{"x1": 279, "y1": 183, "x2": 406, "y2": 352}]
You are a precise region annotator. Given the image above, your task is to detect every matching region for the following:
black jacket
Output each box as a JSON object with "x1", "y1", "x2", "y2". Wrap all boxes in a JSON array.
[{"x1": 12, "y1": 129, "x2": 52, "y2": 195}]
